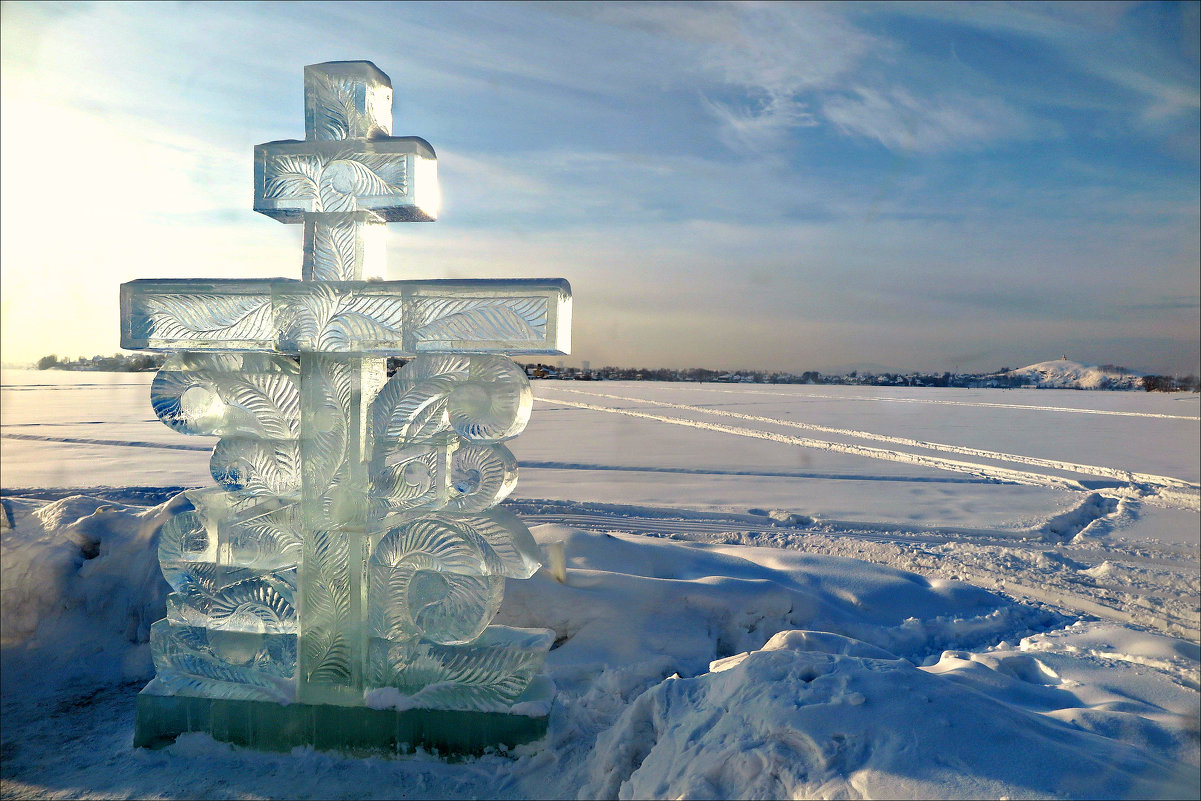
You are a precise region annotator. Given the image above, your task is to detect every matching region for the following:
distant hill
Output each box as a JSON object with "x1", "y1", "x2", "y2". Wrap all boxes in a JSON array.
[{"x1": 996, "y1": 360, "x2": 1142, "y2": 390}]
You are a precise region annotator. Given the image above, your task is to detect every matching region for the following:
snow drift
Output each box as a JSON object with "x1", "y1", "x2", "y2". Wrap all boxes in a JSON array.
[
  {"x1": 585, "y1": 631, "x2": 1193, "y2": 800},
  {"x1": 1, "y1": 493, "x2": 180, "y2": 691}
]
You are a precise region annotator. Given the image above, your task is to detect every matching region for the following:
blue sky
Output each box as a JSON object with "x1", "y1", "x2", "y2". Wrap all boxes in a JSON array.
[{"x1": 2, "y1": 1, "x2": 1198, "y2": 373}]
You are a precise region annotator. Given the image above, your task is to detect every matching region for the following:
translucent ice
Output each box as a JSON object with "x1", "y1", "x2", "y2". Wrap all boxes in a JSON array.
[
  {"x1": 151, "y1": 619, "x2": 296, "y2": 704},
  {"x1": 254, "y1": 137, "x2": 438, "y2": 222},
  {"x1": 127, "y1": 61, "x2": 571, "y2": 728},
  {"x1": 302, "y1": 211, "x2": 386, "y2": 281},
  {"x1": 303, "y1": 61, "x2": 394, "y2": 141},
  {"x1": 366, "y1": 626, "x2": 555, "y2": 713},
  {"x1": 122, "y1": 278, "x2": 571, "y2": 354}
]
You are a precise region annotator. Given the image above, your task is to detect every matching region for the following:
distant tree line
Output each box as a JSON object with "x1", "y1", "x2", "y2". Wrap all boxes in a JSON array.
[
  {"x1": 519, "y1": 363, "x2": 1018, "y2": 387},
  {"x1": 1140, "y1": 374, "x2": 1200, "y2": 392},
  {"x1": 34, "y1": 354, "x2": 1200, "y2": 392},
  {"x1": 37, "y1": 353, "x2": 166, "y2": 372},
  {"x1": 517, "y1": 363, "x2": 1200, "y2": 392}
]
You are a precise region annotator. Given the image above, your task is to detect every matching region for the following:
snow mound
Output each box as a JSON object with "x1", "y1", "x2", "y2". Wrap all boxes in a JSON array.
[
  {"x1": 498, "y1": 525, "x2": 1062, "y2": 682},
  {"x1": 0, "y1": 493, "x2": 181, "y2": 690},
  {"x1": 585, "y1": 632, "x2": 1196, "y2": 800},
  {"x1": 1002, "y1": 359, "x2": 1142, "y2": 390}
]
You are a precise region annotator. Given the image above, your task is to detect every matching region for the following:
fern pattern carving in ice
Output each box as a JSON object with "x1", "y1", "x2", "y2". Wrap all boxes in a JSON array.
[
  {"x1": 304, "y1": 67, "x2": 392, "y2": 141},
  {"x1": 123, "y1": 280, "x2": 568, "y2": 353},
  {"x1": 276, "y1": 285, "x2": 406, "y2": 351},
  {"x1": 366, "y1": 627, "x2": 553, "y2": 713},
  {"x1": 147, "y1": 355, "x2": 305, "y2": 701},
  {"x1": 262, "y1": 149, "x2": 407, "y2": 211},
  {"x1": 133, "y1": 293, "x2": 276, "y2": 347},
  {"x1": 130, "y1": 61, "x2": 569, "y2": 717},
  {"x1": 296, "y1": 354, "x2": 369, "y2": 694},
  {"x1": 304, "y1": 212, "x2": 383, "y2": 282},
  {"x1": 145, "y1": 351, "x2": 544, "y2": 708},
  {"x1": 363, "y1": 355, "x2": 546, "y2": 710},
  {"x1": 411, "y1": 297, "x2": 547, "y2": 345}
]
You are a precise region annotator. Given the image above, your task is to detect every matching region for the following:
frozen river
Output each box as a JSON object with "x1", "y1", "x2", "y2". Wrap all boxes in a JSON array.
[{"x1": 4, "y1": 367, "x2": 1198, "y2": 527}]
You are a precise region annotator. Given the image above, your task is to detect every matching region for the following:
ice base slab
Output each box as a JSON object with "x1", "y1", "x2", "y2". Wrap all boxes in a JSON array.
[{"x1": 134, "y1": 677, "x2": 551, "y2": 755}]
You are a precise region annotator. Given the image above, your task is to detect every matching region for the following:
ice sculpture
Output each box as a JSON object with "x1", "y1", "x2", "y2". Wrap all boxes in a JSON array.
[{"x1": 126, "y1": 61, "x2": 571, "y2": 754}]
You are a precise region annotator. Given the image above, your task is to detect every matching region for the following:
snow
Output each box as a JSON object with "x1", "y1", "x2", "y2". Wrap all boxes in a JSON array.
[
  {"x1": 1, "y1": 492, "x2": 178, "y2": 689},
  {"x1": 1000, "y1": 359, "x2": 1144, "y2": 390},
  {"x1": 2, "y1": 369, "x2": 1198, "y2": 799},
  {"x1": 590, "y1": 629, "x2": 1195, "y2": 800}
]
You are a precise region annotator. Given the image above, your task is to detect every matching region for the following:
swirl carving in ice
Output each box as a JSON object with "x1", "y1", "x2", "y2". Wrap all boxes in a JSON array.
[{"x1": 369, "y1": 518, "x2": 505, "y2": 644}]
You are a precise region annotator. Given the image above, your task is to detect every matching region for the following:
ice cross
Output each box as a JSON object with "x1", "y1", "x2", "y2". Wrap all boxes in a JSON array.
[{"x1": 125, "y1": 62, "x2": 570, "y2": 750}]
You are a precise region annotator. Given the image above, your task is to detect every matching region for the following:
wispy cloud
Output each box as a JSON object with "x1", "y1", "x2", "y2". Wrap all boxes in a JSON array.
[
  {"x1": 700, "y1": 91, "x2": 821, "y2": 152},
  {"x1": 821, "y1": 86, "x2": 1032, "y2": 152},
  {"x1": 575, "y1": 2, "x2": 882, "y2": 152},
  {"x1": 576, "y1": 2, "x2": 1056, "y2": 155}
]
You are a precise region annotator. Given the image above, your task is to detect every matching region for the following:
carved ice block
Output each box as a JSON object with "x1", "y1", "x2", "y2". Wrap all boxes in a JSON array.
[
  {"x1": 161, "y1": 489, "x2": 302, "y2": 579},
  {"x1": 302, "y1": 211, "x2": 386, "y2": 282},
  {"x1": 367, "y1": 626, "x2": 555, "y2": 712},
  {"x1": 151, "y1": 619, "x2": 296, "y2": 704},
  {"x1": 130, "y1": 60, "x2": 571, "y2": 752},
  {"x1": 122, "y1": 279, "x2": 571, "y2": 354},
  {"x1": 254, "y1": 137, "x2": 438, "y2": 222},
  {"x1": 256, "y1": 60, "x2": 437, "y2": 223},
  {"x1": 370, "y1": 356, "x2": 532, "y2": 518},
  {"x1": 151, "y1": 353, "x2": 301, "y2": 495},
  {"x1": 304, "y1": 61, "x2": 393, "y2": 141}
]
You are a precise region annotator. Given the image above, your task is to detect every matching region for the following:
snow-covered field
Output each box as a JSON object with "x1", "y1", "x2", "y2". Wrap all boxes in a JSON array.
[{"x1": 2, "y1": 368, "x2": 1198, "y2": 799}]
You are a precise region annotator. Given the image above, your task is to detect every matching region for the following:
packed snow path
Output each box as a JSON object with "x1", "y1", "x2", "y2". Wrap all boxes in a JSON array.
[{"x1": 665, "y1": 384, "x2": 1200, "y2": 420}]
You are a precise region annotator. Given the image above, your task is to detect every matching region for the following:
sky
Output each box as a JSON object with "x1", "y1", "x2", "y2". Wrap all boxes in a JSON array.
[{"x1": 1, "y1": 1, "x2": 1198, "y2": 375}]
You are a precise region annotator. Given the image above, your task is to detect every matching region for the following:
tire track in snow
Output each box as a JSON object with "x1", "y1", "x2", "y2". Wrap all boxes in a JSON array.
[
  {"x1": 0, "y1": 432, "x2": 211, "y2": 452},
  {"x1": 515, "y1": 498, "x2": 1106, "y2": 550},
  {"x1": 533, "y1": 395, "x2": 1092, "y2": 492},
  {"x1": 641, "y1": 385, "x2": 1199, "y2": 421},
  {"x1": 544, "y1": 387, "x2": 1200, "y2": 494},
  {"x1": 521, "y1": 461, "x2": 991, "y2": 484}
]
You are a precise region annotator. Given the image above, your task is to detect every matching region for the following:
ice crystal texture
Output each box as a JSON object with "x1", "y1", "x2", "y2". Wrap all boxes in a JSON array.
[{"x1": 124, "y1": 61, "x2": 570, "y2": 714}]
